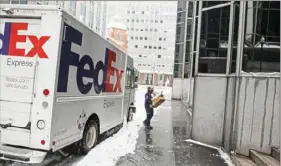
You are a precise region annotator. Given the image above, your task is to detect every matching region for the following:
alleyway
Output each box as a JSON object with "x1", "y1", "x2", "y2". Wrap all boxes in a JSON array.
[{"x1": 116, "y1": 100, "x2": 232, "y2": 166}]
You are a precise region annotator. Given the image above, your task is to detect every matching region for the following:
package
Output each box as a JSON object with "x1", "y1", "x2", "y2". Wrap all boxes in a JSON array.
[{"x1": 152, "y1": 94, "x2": 165, "y2": 108}]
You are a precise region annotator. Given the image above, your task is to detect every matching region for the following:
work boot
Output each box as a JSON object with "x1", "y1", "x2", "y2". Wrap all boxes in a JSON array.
[
  {"x1": 146, "y1": 126, "x2": 153, "y2": 130},
  {"x1": 143, "y1": 120, "x2": 147, "y2": 126}
]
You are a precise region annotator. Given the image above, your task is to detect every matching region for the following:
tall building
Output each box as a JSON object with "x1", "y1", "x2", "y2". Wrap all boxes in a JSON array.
[
  {"x1": 1, "y1": 1, "x2": 107, "y2": 38},
  {"x1": 107, "y1": 1, "x2": 177, "y2": 86},
  {"x1": 172, "y1": 1, "x2": 280, "y2": 102}
]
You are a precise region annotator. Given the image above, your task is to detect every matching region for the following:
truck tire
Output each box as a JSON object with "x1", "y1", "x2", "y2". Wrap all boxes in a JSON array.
[
  {"x1": 127, "y1": 108, "x2": 134, "y2": 122},
  {"x1": 79, "y1": 120, "x2": 98, "y2": 154}
]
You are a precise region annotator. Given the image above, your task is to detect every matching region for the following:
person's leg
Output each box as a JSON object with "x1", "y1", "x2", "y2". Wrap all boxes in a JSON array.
[
  {"x1": 143, "y1": 108, "x2": 149, "y2": 126},
  {"x1": 146, "y1": 109, "x2": 153, "y2": 129}
]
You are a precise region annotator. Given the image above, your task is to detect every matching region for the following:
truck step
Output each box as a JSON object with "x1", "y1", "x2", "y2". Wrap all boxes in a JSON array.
[
  {"x1": 231, "y1": 154, "x2": 257, "y2": 166},
  {"x1": 271, "y1": 148, "x2": 280, "y2": 161},
  {"x1": 250, "y1": 150, "x2": 279, "y2": 166},
  {"x1": 0, "y1": 145, "x2": 47, "y2": 164}
]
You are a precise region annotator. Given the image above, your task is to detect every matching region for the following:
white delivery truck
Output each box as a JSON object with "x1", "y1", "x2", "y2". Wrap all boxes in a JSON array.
[{"x1": 0, "y1": 5, "x2": 137, "y2": 164}]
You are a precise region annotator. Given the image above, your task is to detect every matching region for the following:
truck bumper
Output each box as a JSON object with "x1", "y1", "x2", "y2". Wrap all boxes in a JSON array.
[{"x1": 0, "y1": 145, "x2": 47, "y2": 163}]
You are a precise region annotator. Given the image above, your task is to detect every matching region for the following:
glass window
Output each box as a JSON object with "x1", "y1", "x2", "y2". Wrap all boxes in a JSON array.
[
  {"x1": 135, "y1": 45, "x2": 138, "y2": 48},
  {"x1": 173, "y1": 64, "x2": 183, "y2": 78},
  {"x1": 158, "y1": 55, "x2": 161, "y2": 58}
]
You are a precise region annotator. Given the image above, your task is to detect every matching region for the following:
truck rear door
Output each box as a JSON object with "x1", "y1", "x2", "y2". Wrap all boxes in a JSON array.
[{"x1": 0, "y1": 18, "x2": 40, "y2": 141}]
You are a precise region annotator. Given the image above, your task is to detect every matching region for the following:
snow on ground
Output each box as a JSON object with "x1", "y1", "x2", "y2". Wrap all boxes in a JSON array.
[
  {"x1": 185, "y1": 139, "x2": 235, "y2": 166},
  {"x1": 72, "y1": 86, "x2": 163, "y2": 166}
]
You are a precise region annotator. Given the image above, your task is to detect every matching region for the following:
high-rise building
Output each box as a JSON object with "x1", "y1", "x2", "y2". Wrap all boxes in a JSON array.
[
  {"x1": 107, "y1": 1, "x2": 177, "y2": 86},
  {"x1": 1, "y1": 1, "x2": 107, "y2": 38},
  {"x1": 172, "y1": 1, "x2": 280, "y2": 101}
]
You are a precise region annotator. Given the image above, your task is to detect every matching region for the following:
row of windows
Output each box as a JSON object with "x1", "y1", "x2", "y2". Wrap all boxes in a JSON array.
[
  {"x1": 129, "y1": 28, "x2": 159, "y2": 32},
  {"x1": 127, "y1": 19, "x2": 164, "y2": 23},
  {"x1": 128, "y1": 11, "x2": 144, "y2": 14},
  {"x1": 130, "y1": 36, "x2": 166, "y2": 41},
  {"x1": 138, "y1": 55, "x2": 162, "y2": 58},
  {"x1": 137, "y1": 64, "x2": 167, "y2": 67},
  {"x1": 134, "y1": 45, "x2": 166, "y2": 50}
]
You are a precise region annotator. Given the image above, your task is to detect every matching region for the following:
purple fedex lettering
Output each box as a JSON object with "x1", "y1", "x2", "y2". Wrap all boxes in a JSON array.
[{"x1": 57, "y1": 23, "x2": 123, "y2": 94}]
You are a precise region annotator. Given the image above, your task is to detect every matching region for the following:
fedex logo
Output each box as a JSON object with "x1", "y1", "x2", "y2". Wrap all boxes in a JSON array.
[
  {"x1": 57, "y1": 23, "x2": 124, "y2": 94},
  {"x1": 0, "y1": 22, "x2": 50, "y2": 58}
]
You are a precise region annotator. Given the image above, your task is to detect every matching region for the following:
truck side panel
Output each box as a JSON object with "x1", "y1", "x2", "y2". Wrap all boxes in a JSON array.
[{"x1": 50, "y1": 12, "x2": 127, "y2": 151}]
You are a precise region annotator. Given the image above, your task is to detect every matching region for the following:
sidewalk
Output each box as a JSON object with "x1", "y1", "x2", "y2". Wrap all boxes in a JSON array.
[{"x1": 116, "y1": 100, "x2": 232, "y2": 166}]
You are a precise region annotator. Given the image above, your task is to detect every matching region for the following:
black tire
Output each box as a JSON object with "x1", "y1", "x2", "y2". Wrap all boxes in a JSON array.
[
  {"x1": 78, "y1": 120, "x2": 99, "y2": 154},
  {"x1": 127, "y1": 108, "x2": 134, "y2": 122}
]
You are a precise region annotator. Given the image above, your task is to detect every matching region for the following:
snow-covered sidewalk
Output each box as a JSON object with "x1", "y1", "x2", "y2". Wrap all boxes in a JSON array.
[{"x1": 73, "y1": 87, "x2": 156, "y2": 166}]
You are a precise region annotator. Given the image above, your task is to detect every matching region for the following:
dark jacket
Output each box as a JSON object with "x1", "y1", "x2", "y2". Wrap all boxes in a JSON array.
[{"x1": 144, "y1": 92, "x2": 153, "y2": 110}]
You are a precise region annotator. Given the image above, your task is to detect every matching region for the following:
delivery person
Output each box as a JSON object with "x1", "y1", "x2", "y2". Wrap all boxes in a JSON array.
[{"x1": 143, "y1": 87, "x2": 154, "y2": 130}]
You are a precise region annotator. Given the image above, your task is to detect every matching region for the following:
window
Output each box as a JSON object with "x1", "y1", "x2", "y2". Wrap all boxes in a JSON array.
[
  {"x1": 127, "y1": 11, "x2": 130, "y2": 14},
  {"x1": 127, "y1": 19, "x2": 130, "y2": 22},
  {"x1": 144, "y1": 37, "x2": 148, "y2": 40},
  {"x1": 160, "y1": 20, "x2": 163, "y2": 23},
  {"x1": 158, "y1": 46, "x2": 162, "y2": 49},
  {"x1": 150, "y1": 20, "x2": 153, "y2": 23},
  {"x1": 154, "y1": 29, "x2": 157, "y2": 32},
  {"x1": 140, "y1": 37, "x2": 143, "y2": 40},
  {"x1": 142, "y1": 11, "x2": 145, "y2": 14},
  {"x1": 130, "y1": 36, "x2": 133, "y2": 39},
  {"x1": 141, "y1": 20, "x2": 144, "y2": 23},
  {"x1": 131, "y1": 28, "x2": 134, "y2": 31},
  {"x1": 135, "y1": 45, "x2": 138, "y2": 48},
  {"x1": 155, "y1": 20, "x2": 158, "y2": 23},
  {"x1": 135, "y1": 37, "x2": 138, "y2": 40},
  {"x1": 132, "y1": 11, "x2": 135, "y2": 14},
  {"x1": 153, "y1": 46, "x2": 157, "y2": 49},
  {"x1": 162, "y1": 65, "x2": 165, "y2": 67},
  {"x1": 139, "y1": 55, "x2": 142, "y2": 57},
  {"x1": 145, "y1": 29, "x2": 148, "y2": 31},
  {"x1": 136, "y1": 19, "x2": 139, "y2": 22},
  {"x1": 158, "y1": 55, "x2": 161, "y2": 58},
  {"x1": 136, "y1": 29, "x2": 139, "y2": 31},
  {"x1": 163, "y1": 38, "x2": 166, "y2": 41},
  {"x1": 150, "y1": 29, "x2": 153, "y2": 32},
  {"x1": 131, "y1": 19, "x2": 134, "y2": 22},
  {"x1": 144, "y1": 46, "x2": 147, "y2": 48},
  {"x1": 141, "y1": 29, "x2": 143, "y2": 31},
  {"x1": 149, "y1": 46, "x2": 152, "y2": 49},
  {"x1": 159, "y1": 37, "x2": 162, "y2": 41},
  {"x1": 126, "y1": 68, "x2": 133, "y2": 88}
]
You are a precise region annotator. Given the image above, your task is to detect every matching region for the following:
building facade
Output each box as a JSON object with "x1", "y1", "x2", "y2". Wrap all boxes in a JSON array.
[
  {"x1": 172, "y1": 1, "x2": 280, "y2": 101},
  {"x1": 107, "y1": 1, "x2": 177, "y2": 86},
  {"x1": 1, "y1": 0, "x2": 107, "y2": 38},
  {"x1": 106, "y1": 16, "x2": 128, "y2": 53}
]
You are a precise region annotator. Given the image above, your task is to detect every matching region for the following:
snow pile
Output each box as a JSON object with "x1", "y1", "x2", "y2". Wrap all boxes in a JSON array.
[
  {"x1": 185, "y1": 139, "x2": 235, "y2": 166},
  {"x1": 73, "y1": 86, "x2": 153, "y2": 166}
]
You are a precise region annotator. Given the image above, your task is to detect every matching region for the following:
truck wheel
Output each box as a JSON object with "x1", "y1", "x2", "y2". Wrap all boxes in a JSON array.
[
  {"x1": 79, "y1": 120, "x2": 98, "y2": 154},
  {"x1": 127, "y1": 108, "x2": 134, "y2": 122}
]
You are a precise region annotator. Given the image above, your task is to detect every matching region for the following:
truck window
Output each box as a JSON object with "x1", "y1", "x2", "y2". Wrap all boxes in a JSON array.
[{"x1": 126, "y1": 68, "x2": 133, "y2": 88}]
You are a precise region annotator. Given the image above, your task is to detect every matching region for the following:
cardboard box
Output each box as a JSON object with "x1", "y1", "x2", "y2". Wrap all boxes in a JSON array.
[{"x1": 152, "y1": 95, "x2": 165, "y2": 108}]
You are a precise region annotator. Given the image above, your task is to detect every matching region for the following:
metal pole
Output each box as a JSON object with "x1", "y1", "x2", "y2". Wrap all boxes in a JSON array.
[
  {"x1": 181, "y1": 1, "x2": 189, "y2": 79},
  {"x1": 194, "y1": 1, "x2": 203, "y2": 76},
  {"x1": 235, "y1": 1, "x2": 246, "y2": 76},
  {"x1": 226, "y1": 2, "x2": 235, "y2": 74}
]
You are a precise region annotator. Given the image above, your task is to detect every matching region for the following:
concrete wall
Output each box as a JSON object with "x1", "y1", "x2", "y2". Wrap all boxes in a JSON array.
[
  {"x1": 230, "y1": 74, "x2": 280, "y2": 156},
  {"x1": 172, "y1": 78, "x2": 193, "y2": 105},
  {"x1": 191, "y1": 76, "x2": 227, "y2": 146},
  {"x1": 192, "y1": 74, "x2": 280, "y2": 156},
  {"x1": 172, "y1": 78, "x2": 182, "y2": 99}
]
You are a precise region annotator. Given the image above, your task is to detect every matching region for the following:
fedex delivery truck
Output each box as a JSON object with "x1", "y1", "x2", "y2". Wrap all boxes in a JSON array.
[{"x1": 0, "y1": 5, "x2": 137, "y2": 163}]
